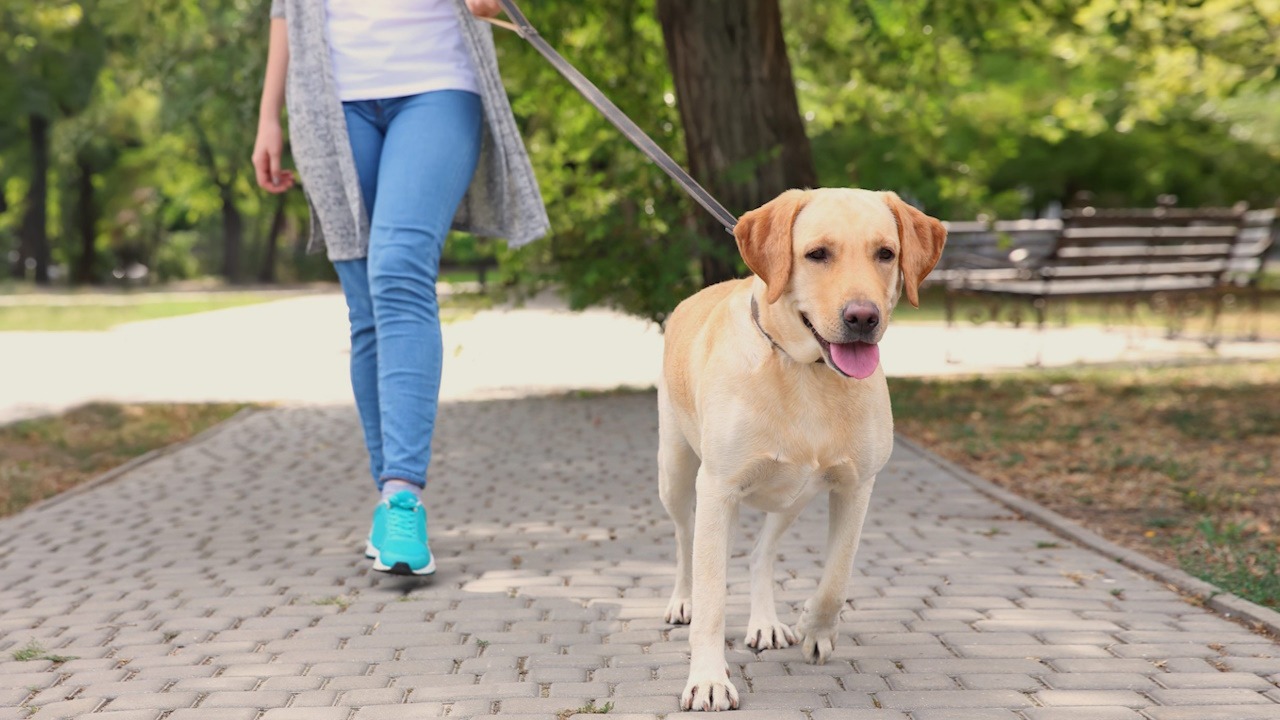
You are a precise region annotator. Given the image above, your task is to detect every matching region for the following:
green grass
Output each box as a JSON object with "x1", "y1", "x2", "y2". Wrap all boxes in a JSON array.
[
  {"x1": 1180, "y1": 519, "x2": 1280, "y2": 609},
  {"x1": 0, "y1": 403, "x2": 249, "y2": 517},
  {"x1": 11, "y1": 640, "x2": 76, "y2": 664},
  {"x1": 439, "y1": 291, "x2": 495, "y2": 323},
  {"x1": 439, "y1": 269, "x2": 482, "y2": 285},
  {"x1": 891, "y1": 361, "x2": 1280, "y2": 609},
  {"x1": 0, "y1": 294, "x2": 281, "y2": 331},
  {"x1": 896, "y1": 285, "x2": 1280, "y2": 339}
]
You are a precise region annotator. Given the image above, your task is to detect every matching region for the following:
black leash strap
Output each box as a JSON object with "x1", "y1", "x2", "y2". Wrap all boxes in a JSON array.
[{"x1": 485, "y1": 0, "x2": 739, "y2": 234}]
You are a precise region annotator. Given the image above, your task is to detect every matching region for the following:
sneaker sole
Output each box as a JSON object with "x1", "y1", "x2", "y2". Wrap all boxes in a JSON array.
[
  {"x1": 372, "y1": 555, "x2": 436, "y2": 576},
  {"x1": 366, "y1": 540, "x2": 436, "y2": 576}
]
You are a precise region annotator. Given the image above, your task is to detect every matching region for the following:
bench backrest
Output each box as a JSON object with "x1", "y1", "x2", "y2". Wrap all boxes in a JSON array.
[
  {"x1": 938, "y1": 218, "x2": 1061, "y2": 270},
  {"x1": 1052, "y1": 207, "x2": 1246, "y2": 287},
  {"x1": 1226, "y1": 209, "x2": 1278, "y2": 287}
]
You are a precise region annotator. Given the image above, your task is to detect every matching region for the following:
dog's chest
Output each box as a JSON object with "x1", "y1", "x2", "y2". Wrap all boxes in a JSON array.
[
  {"x1": 729, "y1": 385, "x2": 893, "y2": 513},
  {"x1": 739, "y1": 457, "x2": 839, "y2": 513}
]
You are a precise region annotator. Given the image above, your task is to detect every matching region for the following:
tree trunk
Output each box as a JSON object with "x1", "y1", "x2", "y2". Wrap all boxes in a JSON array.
[
  {"x1": 656, "y1": 0, "x2": 816, "y2": 286},
  {"x1": 19, "y1": 114, "x2": 52, "y2": 284},
  {"x1": 258, "y1": 193, "x2": 287, "y2": 283},
  {"x1": 73, "y1": 153, "x2": 98, "y2": 285},
  {"x1": 220, "y1": 184, "x2": 243, "y2": 283}
]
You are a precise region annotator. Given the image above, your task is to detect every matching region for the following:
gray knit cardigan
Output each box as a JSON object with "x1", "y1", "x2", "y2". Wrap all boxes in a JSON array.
[{"x1": 269, "y1": 0, "x2": 550, "y2": 260}]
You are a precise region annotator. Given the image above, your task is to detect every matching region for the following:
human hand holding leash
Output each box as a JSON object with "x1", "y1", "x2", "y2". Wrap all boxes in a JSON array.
[{"x1": 466, "y1": 0, "x2": 501, "y2": 18}]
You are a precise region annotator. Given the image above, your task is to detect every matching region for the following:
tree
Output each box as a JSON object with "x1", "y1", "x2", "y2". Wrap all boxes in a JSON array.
[
  {"x1": 134, "y1": 0, "x2": 270, "y2": 284},
  {"x1": 0, "y1": 0, "x2": 106, "y2": 283},
  {"x1": 656, "y1": 0, "x2": 816, "y2": 286}
]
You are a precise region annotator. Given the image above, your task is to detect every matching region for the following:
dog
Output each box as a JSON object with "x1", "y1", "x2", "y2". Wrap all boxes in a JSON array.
[{"x1": 657, "y1": 188, "x2": 946, "y2": 711}]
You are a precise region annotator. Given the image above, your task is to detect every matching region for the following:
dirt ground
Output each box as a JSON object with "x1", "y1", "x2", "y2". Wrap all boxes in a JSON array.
[{"x1": 890, "y1": 360, "x2": 1280, "y2": 608}]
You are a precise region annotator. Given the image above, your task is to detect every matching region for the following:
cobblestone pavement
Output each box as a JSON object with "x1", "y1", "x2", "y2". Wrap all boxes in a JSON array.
[{"x1": 2, "y1": 395, "x2": 1278, "y2": 719}]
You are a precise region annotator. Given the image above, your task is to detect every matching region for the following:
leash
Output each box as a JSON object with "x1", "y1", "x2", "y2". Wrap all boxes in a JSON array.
[{"x1": 480, "y1": 0, "x2": 739, "y2": 234}]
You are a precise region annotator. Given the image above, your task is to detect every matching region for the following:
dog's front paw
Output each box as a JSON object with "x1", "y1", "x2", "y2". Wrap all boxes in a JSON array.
[
  {"x1": 744, "y1": 616, "x2": 795, "y2": 650},
  {"x1": 664, "y1": 594, "x2": 692, "y2": 624},
  {"x1": 795, "y1": 613, "x2": 838, "y2": 664},
  {"x1": 681, "y1": 672, "x2": 739, "y2": 711}
]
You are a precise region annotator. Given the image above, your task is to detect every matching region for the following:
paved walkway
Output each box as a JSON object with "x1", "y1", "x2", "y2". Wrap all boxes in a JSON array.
[
  {"x1": 2, "y1": 394, "x2": 1279, "y2": 719},
  {"x1": 3, "y1": 290, "x2": 1279, "y2": 424}
]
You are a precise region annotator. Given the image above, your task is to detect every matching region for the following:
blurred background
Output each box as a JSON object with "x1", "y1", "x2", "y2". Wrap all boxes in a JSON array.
[{"x1": 1, "y1": 0, "x2": 1277, "y2": 322}]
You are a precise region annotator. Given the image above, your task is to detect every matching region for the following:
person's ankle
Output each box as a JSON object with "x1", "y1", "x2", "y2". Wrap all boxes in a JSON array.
[{"x1": 381, "y1": 479, "x2": 422, "y2": 501}]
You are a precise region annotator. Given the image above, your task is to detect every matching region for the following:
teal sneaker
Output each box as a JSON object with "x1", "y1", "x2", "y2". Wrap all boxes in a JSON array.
[{"x1": 366, "y1": 491, "x2": 435, "y2": 576}]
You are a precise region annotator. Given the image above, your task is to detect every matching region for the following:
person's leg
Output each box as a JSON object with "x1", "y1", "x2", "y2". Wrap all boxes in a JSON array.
[
  {"x1": 367, "y1": 90, "x2": 483, "y2": 490},
  {"x1": 336, "y1": 101, "x2": 386, "y2": 486}
]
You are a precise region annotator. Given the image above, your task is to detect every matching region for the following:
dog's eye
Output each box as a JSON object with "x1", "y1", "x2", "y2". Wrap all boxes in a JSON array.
[
  {"x1": 805, "y1": 248, "x2": 829, "y2": 262},
  {"x1": 877, "y1": 247, "x2": 896, "y2": 262}
]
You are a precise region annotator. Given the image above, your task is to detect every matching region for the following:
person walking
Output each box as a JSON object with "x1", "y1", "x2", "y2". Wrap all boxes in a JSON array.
[{"x1": 251, "y1": 0, "x2": 549, "y2": 576}]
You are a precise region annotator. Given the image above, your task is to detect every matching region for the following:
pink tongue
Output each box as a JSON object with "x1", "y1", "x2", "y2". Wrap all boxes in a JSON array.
[{"x1": 829, "y1": 342, "x2": 880, "y2": 379}]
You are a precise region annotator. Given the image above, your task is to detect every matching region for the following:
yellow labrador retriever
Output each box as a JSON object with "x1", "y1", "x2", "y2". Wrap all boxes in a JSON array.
[{"x1": 658, "y1": 188, "x2": 946, "y2": 711}]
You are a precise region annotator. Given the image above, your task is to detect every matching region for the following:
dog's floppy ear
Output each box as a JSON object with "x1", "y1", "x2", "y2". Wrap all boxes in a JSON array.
[
  {"x1": 883, "y1": 191, "x2": 947, "y2": 308},
  {"x1": 734, "y1": 189, "x2": 809, "y2": 304}
]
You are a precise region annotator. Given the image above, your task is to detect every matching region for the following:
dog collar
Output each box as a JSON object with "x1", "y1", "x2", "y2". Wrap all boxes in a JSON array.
[
  {"x1": 749, "y1": 294, "x2": 783, "y2": 352},
  {"x1": 750, "y1": 295, "x2": 822, "y2": 364}
]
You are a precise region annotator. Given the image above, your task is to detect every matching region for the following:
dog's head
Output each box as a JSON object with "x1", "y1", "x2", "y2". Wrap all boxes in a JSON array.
[{"x1": 734, "y1": 188, "x2": 946, "y2": 379}]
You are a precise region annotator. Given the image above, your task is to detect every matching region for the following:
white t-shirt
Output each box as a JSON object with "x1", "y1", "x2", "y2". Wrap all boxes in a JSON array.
[{"x1": 325, "y1": 0, "x2": 480, "y2": 102}]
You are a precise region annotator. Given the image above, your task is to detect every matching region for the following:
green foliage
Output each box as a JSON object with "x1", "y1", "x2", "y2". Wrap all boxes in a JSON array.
[
  {"x1": 486, "y1": 0, "x2": 704, "y2": 322},
  {"x1": 785, "y1": 0, "x2": 1280, "y2": 217},
  {"x1": 1180, "y1": 518, "x2": 1280, "y2": 609},
  {"x1": 0, "y1": 0, "x2": 1276, "y2": 318}
]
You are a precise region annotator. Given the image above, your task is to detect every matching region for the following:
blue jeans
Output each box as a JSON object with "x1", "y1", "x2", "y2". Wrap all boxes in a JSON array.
[{"x1": 333, "y1": 90, "x2": 483, "y2": 490}]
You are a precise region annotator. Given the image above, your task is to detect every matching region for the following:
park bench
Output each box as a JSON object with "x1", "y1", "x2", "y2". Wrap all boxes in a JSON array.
[
  {"x1": 939, "y1": 204, "x2": 1276, "y2": 343},
  {"x1": 1224, "y1": 207, "x2": 1279, "y2": 339}
]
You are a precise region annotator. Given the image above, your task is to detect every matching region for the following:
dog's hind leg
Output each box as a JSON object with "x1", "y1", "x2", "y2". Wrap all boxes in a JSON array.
[
  {"x1": 745, "y1": 509, "x2": 801, "y2": 650},
  {"x1": 658, "y1": 420, "x2": 699, "y2": 625},
  {"x1": 797, "y1": 474, "x2": 876, "y2": 664}
]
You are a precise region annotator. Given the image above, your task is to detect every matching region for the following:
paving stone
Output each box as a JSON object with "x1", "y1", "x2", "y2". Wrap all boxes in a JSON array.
[
  {"x1": 873, "y1": 690, "x2": 1036, "y2": 709},
  {"x1": 910, "y1": 711, "x2": 1022, "y2": 720},
  {"x1": 1141, "y1": 708, "x2": 1280, "y2": 720},
  {"x1": 884, "y1": 673, "x2": 957, "y2": 690},
  {"x1": 1048, "y1": 658, "x2": 1162, "y2": 673},
  {"x1": 955, "y1": 673, "x2": 1041, "y2": 691},
  {"x1": 289, "y1": 690, "x2": 340, "y2": 706},
  {"x1": 1040, "y1": 673, "x2": 1157, "y2": 690},
  {"x1": 352, "y1": 707, "x2": 444, "y2": 720},
  {"x1": 197, "y1": 691, "x2": 293, "y2": 708},
  {"x1": 808, "y1": 707, "x2": 911, "y2": 712},
  {"x1": 261, "y1": 710, "x2": 351, "y2": 720},
  {"x1": 748, "y1": 674, "x2": 841, "y2": 692},
  {"x1": 601, "y1": 696, "x2": 681, "y2": 713},
  {"x1": 1154, "y1": 672, "x2": 1276, "y2": 690},
  {"x1": 733, "y1": 692, "x2": 827, "y2": 710},
  {"x1": 0, "y1": 401, "x2": 1276, "y2": 718},
  {"x1": 902, "y1": 659, "x2": 1050, "y2": 674},
  {"x1": 1146, "y1": 688, "x2": 1274, "y2": 705},
  {"x1": 104, "y1": 692, "x2": 201, "y2": 711},
  {"x1": 260, "y1": 676, "x2": 325, "y2": 691},
  {"x1": 1021, "y1": 710, "x2": 1143, "y2": 720},
  {"x1": 25, "y1": 699, "x2": 107, "y2": 719},
  {"x1": 1033, "y1": 689, "x2": 1147, "y2": 707},
  {"x1": 166, "y1": 712, "x2": 261, "y2": 720}
]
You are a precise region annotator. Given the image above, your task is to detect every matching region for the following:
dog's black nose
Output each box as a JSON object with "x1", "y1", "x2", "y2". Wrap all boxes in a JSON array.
[{"x1": 842, "y1": 301, "x2": 880, "y2": 335}]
